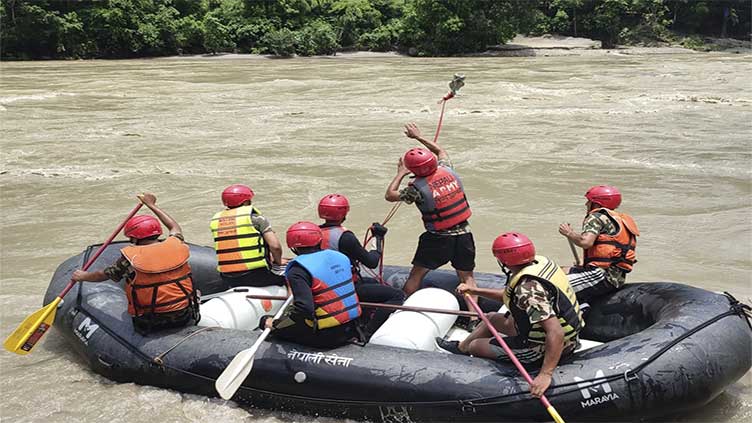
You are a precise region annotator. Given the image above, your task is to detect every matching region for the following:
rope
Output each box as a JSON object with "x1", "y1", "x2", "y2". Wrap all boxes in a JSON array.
[
  {"x1": 362, "y1": 202, "x2": 402, "y2": 285},
  {"x1": 432, "y1": 98, "x2": 448, "y2": 144},
  {"x1": 152, "y1": 326, "x2": 214, "y2": 365},
  {"x1": 360, "y1": 76, "x2": 460, "y2": 283}
]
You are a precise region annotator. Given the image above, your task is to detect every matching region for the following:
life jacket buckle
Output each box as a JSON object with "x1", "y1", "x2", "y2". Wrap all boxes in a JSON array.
[{"x1": 623, "y1": 369, "x2": 639, "y2": 383}]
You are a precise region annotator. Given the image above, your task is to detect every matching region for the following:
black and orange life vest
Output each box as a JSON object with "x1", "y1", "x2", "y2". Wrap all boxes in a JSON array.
[
  {"x1": 584, "y1": 208, "x2": 639, "y2": 273},
  {"x1": 121, "y1": 237, "x2": 196, "y2": 317},
  {"x1": 410, "y1": 166, "x2": 472, "y2": 231}
]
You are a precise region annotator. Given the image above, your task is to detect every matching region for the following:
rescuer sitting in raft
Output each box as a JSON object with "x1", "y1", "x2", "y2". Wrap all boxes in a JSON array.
[
  {"x1": 72, "y1": 193, "x2": 199, "y2": 335},
  {"x1": 437, "y1": 232, "x2": 584, "y2": 398},
  {"x1": 258, "y1": 222, "x2": 362, "y2": 348},
  {"x1": 211, "y1": 184, "x2": 286, "y2": 288},
  {"x1": 558, "y1": 185, "x2": 639, "y2": 303},
  {"x1": 384, "y1": 122, "x2": 479, "y2": 319},
  {"x1": 317, "y1": 193, "x2": 406, "y2": 337}
]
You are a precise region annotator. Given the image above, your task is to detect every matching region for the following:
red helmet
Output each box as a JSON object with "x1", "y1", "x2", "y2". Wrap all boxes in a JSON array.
[
  {"x1": 286, "y1": 221, "x2": 323, "y2": 249},
  {"x1": 124, "y1": 215, "x2": 162, "y2": 240},
  {"x1": 492, "y1": 232, "x2": 535, "y2": 267},
  {"x1": 318, "y1": 194, "x2": 350, "y2": 221},
  {"x1": 222, "y1": 184, "x2": 254, "y2": 208},
  {"x1": 403, "y1": 148, "x2": 438, "y2": 177},
  {"x1": 585, "y1": 185, "x2": 621, "y2": 209}
]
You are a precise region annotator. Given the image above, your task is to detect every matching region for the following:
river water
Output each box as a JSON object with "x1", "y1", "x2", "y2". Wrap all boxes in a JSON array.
[{"x1": 1, "y1": 53, "x2": 750, "y2": 422}]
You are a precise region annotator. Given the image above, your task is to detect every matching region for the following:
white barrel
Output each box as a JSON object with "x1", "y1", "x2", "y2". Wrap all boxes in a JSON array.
[
  {"x1": 368, "y1": 287, "x2": 459, "y2": 351},
  {"x1": 197, "y1": 285, "x2": 288, "y2": 330}
]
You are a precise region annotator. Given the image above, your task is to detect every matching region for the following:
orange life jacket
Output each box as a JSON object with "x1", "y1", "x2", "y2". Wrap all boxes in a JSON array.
[
  {"x1": 410, "y1": 166, "x2": 472, "y2": 231},
  {"x1": 584, "y1": 208, "x2": 639, "y2": 273},
  {"x1": 121, "y1": 237, "x2": 197, "y2": 317}
]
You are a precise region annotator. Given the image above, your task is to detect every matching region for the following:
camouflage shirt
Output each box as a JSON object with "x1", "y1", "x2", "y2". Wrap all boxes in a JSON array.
[
  {"x1": 399, "y1": 158, "x2": 471, "y2": 236},
  {"x1": 104, "y1": 233, "x2": 185, "y2": 282},
  {"x1": 582, "y1": 211, "x2": 626, "y2": 287},
  {"x1": 513, "y1": 277, "x2": 578, "y2": 349},
  {"x1": 250, "y1": 212, "x2": 273, "y2": 235}
]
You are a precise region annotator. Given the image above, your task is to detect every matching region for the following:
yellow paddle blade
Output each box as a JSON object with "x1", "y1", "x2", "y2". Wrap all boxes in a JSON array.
[
  {"x1": 3, "y1": 297, "x2": 61, "y2": 355},
  {"x1": 547, "y1": 405, "x2": 566, "y2": 423}
]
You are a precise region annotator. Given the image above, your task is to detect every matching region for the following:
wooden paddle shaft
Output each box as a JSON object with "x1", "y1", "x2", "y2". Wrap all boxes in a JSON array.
[
  {"x1": 245, "y1": 294, "x2": 477, "y2": 318},
  {"x1": 568, "y1": 239, "x2": 581, "y2": 266}
]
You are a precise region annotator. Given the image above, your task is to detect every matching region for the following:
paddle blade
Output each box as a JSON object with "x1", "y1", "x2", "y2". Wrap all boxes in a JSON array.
[
  {"x1": 4, "y1": 297, "x2": 61, "y2": 355},
  {"x1": 215, "y1": 343, "x2": 260, "y2": 400},
  {"x1": 547, "y1": 405, "x2": 566, "y2": 423}
]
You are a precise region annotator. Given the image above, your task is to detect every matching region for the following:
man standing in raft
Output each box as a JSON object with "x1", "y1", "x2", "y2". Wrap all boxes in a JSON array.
[
  {"x1": 439, "y1": 232, "x2": 584, "y2": 398},
  {"x1": 317, "y1": 193, "x2": 405, "y2": 337},
  {"x1": 384, "y1": 123, "x2": 478, "y2": 312},
  {"x1": 72, "y1": 193, "x2": 199, "y2": 335},
  {"x1": 211, "y1": 184, "x2": 286, "y2": 288},
  {"x1": 558, "y1": 185, "x2": 639, "y2": 303},
  {"x1": 259, "y1": 222, "x2": 361, "y2": 348}
]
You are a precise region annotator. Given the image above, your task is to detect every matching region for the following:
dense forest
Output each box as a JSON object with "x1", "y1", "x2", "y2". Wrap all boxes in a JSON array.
[{"x1": 1, "y1": 0, "x2": 750, "y2": 59}]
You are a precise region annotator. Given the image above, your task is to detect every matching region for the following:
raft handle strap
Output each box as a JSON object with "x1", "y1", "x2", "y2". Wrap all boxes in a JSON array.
[
  {"x1": 623, "y1": 369, "x2": 639, "y2": 383},
  {"x1": 152, "y1": 326, "x2": 214, "y2": 366},
  {"x1": 460, "y1": 400, "x2": 476, "y2": 415}
]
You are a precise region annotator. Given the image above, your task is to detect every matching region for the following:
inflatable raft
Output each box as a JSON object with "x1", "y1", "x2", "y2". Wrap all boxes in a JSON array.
[{"x1": 45, "y1": 242, "x2": 752, "y2": 422}]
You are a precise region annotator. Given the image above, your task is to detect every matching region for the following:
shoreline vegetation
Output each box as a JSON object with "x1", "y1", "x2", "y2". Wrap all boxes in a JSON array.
[{"x1": 1, "y1": 1, "x2": 750, "y2": 61}]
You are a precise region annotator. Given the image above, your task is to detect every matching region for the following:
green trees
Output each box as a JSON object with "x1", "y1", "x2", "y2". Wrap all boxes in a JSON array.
[
  {"x1": 1, "y1": 0, "x2": 750, "y2": 59},
  {"x1": 533, "y1": 0, "x2": 751, "y2": 48},
  {"x1": 399, "y1": 0, "x2": 531, "y2": 55}
]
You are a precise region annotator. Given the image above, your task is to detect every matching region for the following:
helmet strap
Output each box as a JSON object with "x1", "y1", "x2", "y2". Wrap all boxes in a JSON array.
[{"x1": 497, "y1": 259, "x2": 512, "y2": 279}]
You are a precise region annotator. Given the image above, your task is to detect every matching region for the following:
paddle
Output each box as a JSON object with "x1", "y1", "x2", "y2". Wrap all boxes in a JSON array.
[
  {"x1": 245, "y1": 294, "x2": 477, "y2": 318},
  {"x1": 3, "y1": 202, "x2": 144, "y2": 355},
  {"x1": 568, "y1": 238, "x2": 581, "y2": 266},
  {"x1": 464, "y1": 293, "x2": 566, "y2": 423},
  {"x1": 215, "y1": 295, "x2": 295, "y2": 400}
]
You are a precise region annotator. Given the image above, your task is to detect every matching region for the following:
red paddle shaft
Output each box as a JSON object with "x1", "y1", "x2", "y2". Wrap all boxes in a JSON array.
[{"x1": 58, "y1": 203, "x2": 144, "y2": 299}]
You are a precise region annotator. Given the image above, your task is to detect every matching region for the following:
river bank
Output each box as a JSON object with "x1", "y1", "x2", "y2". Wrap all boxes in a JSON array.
[{"x1": 156, "y1": 34, "x2": 750, "y2": 61}]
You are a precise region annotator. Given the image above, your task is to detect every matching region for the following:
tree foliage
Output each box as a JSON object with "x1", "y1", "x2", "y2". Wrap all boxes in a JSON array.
[{"x1": 2, "y1": 0, "x2": 749, "y2": 59}]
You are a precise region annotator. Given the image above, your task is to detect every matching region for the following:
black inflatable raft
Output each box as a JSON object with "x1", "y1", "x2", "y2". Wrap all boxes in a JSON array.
[{"x1": 45, "y1": 242, "x2": 752, "y2": 422}]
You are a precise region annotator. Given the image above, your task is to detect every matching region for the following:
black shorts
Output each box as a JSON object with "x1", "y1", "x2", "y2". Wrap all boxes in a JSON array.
[
  {"x1": 133, "y1": 307, "x2": 196, "y2": 335},
  {"x1": 412, "y1": 231, "x2": 475, "y2": 271},
  {"x1": 221, "y1": 267, "x2": 286, "y2": 288}
]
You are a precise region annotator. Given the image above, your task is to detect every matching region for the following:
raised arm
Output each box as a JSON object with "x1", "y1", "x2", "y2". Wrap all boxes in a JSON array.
[
  {"x1": 558, "y1": 223, "x2": 597, "y2": 249},
  {"x1": 138, "y1": 193, "x2": 182, "y2": 237},
  {"x1": 404, "y1": 122, "x2": 448, "y2": 161},
  {"x1": 385, "y1": 157, "x2": 412, "y2": 202}
]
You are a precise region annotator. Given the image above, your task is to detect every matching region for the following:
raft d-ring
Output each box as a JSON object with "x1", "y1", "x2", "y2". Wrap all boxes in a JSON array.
[
  {"x1": 624, "y1": 369, "x2": 639, "y2": 383},
  {"x1": 460, "y1": 401, "x2": 476, "y2": 415}
]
